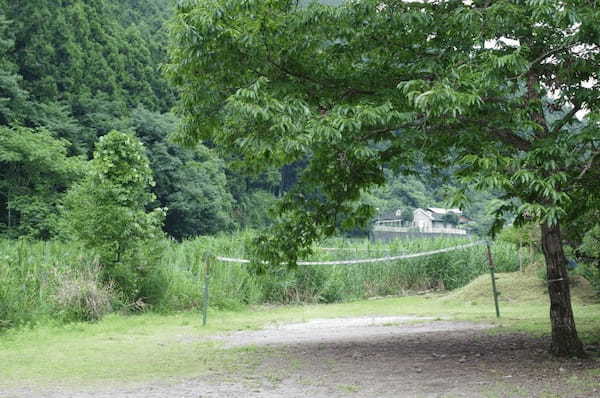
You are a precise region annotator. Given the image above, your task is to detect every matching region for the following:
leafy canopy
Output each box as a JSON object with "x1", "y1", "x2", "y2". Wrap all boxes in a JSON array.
[{"x1": 168, "y1": 0, "x2": 600, "y2": 264}]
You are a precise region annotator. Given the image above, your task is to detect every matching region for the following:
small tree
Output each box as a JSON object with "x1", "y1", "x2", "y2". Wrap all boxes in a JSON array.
[{"x1": 62, "y1": 130, "x2": 165, "y2": 302}]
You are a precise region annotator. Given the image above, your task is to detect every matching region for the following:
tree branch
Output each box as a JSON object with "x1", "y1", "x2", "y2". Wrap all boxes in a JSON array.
[
  {"x1": 455, "y1": 116, "x2": 533, "y2": 151},
  {"x1": 523, "y1": 41, "x2": 574, "y2": 77},
  {"x1": 527, "y1": 71, "x2": 549, "y2": 136},
  {"x1": 358, "y1": 125, "x2": 411, "y2": 141},
  {"x1": 551, "y1": 103, "x2": 581, "y2": 134},
  {"x1": 488, "y1": 127, "x2": 532, "y2": 151},
  {"x1": 577, "y1": 150, "x2": 600, "y2": 180}
]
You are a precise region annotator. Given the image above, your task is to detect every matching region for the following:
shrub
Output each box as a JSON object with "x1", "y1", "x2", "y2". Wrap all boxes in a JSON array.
[{"x1": 52, "y1": 265, "x2": 114, "y2": 322}]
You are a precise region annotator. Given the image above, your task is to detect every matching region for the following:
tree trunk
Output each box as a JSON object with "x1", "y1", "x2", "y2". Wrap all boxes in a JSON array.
[{"x1": 540, "y1": 222, "x2": 586, "y2": 357}]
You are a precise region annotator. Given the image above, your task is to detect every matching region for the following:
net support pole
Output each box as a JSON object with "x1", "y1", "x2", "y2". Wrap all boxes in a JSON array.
[
  {"x1": 518, "y1": 242, "x2": 523, "y2": 272},
  {"x1": 486, "y1": 242, "x2": 501, "y2": 318},
  {"x1": 201, "y1": 253, "x2": 215, "y2": 326}
]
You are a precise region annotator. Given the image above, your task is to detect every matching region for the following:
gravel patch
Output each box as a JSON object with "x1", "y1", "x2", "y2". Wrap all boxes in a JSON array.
[{"x1": 216, "y1": 315, "x2": 492, "y2": 348}]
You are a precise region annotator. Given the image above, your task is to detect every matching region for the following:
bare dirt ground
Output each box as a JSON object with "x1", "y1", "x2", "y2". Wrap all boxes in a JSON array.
[{"x1": 6, "y1": 316, "x2": 600, "y2": 398}]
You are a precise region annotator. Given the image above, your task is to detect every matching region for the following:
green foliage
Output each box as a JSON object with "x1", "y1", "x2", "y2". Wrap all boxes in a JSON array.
[
  {"x1": 129, "y1": 107, "x2": 235, "y2": 239},
  {"x1": 165, "y1": 159, "x2": 234, "y2": 237},
  {"x1": 498, "y1": 224, "x2": 541, "y2": 250},
  {"x1": 224, "y1": 167, "x2": 282, "y2": 230},
  {"x1": 3, "y1": 0, "x2": 467, "y2": 243},
  {"x1": 5, "y1": 0, "x2": 173, "y2": 111},
  {"x1": 1, "y1": 0, "x2": 284, "y2": 241},
  {"x1": 235, "y1": 190, "x2": 278, "y2": 229},
  {"x1": 62, "y1": 131, "x2": 166, "y2": 302},
  {"x1": 0, "y1": 12, "x2": 30, "y2": 125},
  {"x1": 0, "y1": 126, "x2": 84, "y2": 238},
  {"x1": 578, "y1": 225, "x2": 600, "y2": 294},
  {"x1": 365, "y1": 173, "x2": 437, "y2": 217},
  {"x1": 581, "y1": 225, "x2": 600, "y2": 260}
]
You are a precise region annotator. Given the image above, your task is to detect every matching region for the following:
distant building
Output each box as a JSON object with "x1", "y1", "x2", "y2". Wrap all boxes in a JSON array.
[
  {"x1": 412, "y1": 208, "x2": 468, "y2": 234},
  {"x1": 372, "y1": 207, "x2": 470, "y2": 240}
]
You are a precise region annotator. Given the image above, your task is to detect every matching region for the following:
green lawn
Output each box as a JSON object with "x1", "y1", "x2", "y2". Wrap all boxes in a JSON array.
[{"x1": 1, "y1": 287, "x2": 599, "y2": 389}]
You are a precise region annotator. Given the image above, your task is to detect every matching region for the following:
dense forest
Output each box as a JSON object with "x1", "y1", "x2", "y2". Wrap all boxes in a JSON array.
[{"x1": 0, "y1": 0, "x2": 496, "y2": 241}]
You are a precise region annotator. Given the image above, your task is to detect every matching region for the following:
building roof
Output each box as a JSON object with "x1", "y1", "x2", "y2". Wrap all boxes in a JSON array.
[
  {"x1": 426, "y1": 207, "x2": 462, "y2": 215},
  {"x1": 413, "y1": 207, "x2": 464, "y2": 223}
]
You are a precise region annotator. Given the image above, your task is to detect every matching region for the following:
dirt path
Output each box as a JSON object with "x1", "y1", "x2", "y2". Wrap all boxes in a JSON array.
[
  {"x1": 214, "y1": 316, "x2": 492, "y2": 348},
  {"x1": 5, "y1": 316, "x2": 600, "y2": 398}
]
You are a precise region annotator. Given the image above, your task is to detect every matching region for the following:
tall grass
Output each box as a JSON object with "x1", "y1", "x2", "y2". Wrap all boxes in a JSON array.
[
  {"x1": 123, "y1": 234, "x2": 527, "y2": 310},
  {"x1": 0, "y1": 239, "x2": 110, "y2": 328},
  {"x1": 255, "y1": 236, "x2": 523, "y2": 303},
  {"x1": 157, "y1": 232, "x2": 263, "y2": 311},
  {"x1": 0, "y1": 233, "x2": 528, "y2": 329}
]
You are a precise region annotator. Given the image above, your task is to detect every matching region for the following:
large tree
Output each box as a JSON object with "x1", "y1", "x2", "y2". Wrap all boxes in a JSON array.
[{"x1": 167, "y1": 0, "x2": 600, "y2": 356}]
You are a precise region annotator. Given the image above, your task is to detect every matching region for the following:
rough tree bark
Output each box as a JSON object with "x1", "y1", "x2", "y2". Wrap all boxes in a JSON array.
[{"x1": 540, "y1": 222, "x2": 586, "y2": 357}]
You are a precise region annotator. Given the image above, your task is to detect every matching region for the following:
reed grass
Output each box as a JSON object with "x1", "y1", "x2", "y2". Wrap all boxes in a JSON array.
[
  {"x1": 0, "y1": 232, "x2": 529, "y2": 329},
  {"x1": 0, "y1": 239, "x2": 101, "y2": 328}
]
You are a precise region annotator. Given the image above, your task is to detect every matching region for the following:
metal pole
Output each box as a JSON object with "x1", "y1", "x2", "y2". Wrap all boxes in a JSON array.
[
  {"x1": 518, "y1": 242, "x2": 523, "y2": 272},
  {"x1": 202, "y1": 253, "x2": 214, "y2": 326},
  {"x1": 486, "y1": 242, "x2": 501, "y2": 318}
]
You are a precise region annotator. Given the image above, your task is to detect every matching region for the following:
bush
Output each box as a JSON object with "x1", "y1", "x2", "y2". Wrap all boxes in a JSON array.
[
  {"x1": 497, "y1": 224, "x2": 540, "y2": 251},
  {"x1": 52, "y1": 265, "x2": 114, "y2": 322}
]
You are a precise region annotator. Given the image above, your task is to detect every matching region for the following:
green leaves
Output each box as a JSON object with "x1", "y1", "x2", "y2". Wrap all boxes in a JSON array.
[
  {"x1": 5, "y1": 0, "x2": 173, "y2": 111},
  {"x1": 405, "y1": 81, "x2": 482, "y2": 118},
  {"x1": 0, "y1": 126, "x2": 84, "y2": 238},
  {"x1": 92, "y1": 131, "x2": 154, "y2": 201}
]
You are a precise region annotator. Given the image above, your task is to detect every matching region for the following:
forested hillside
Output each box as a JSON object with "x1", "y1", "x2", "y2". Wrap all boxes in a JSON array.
[
  {"x1": 0, "y1": 0, "x2": 492, "y2": 240},
  {"x1": 0, "y1": 0, "x2": 279, "y2": 239}
]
